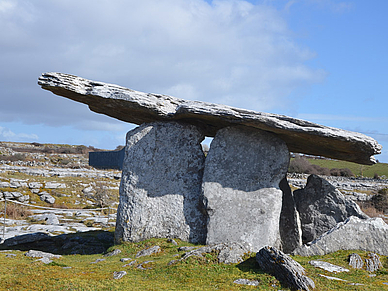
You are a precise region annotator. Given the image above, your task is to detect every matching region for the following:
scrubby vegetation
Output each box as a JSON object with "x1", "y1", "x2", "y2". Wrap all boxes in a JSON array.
[{"x1": 288, "y1": 154, "x2": 354, "y2": 177}]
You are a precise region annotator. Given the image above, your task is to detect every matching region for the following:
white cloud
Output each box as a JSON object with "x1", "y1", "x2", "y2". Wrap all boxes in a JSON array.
[
  {"x1": 0, "y1": 126, "x2": 38, "y2": 141},
  {"x1": 0, "y1": 0, "x2": 325, "y2": 131}
]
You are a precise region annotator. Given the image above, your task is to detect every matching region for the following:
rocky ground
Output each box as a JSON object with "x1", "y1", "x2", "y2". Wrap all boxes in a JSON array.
[
  {"x1": 1, "y1": 141, "x2": 388, "y2": 246},
  {"x1": 0, "y1": 142, "x2": 120, "y2": 245}
]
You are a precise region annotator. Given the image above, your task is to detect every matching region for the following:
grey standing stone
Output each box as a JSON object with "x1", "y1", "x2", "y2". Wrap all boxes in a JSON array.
[
  {"x1": 115, "y1": 122, "x2": 206, "y2": 244},
  {"x1": 294, "y1": 174, "x2": 368, "y2": 244},
  {"x1": 349, "y1": 253, "x2": 364, "y2": 269},
  {"x1": 202, "y1": 126, "x2": 289, "y2": 252},
  {"x1": 279, "y1": 177, "x2": 302, "y2": 254}
]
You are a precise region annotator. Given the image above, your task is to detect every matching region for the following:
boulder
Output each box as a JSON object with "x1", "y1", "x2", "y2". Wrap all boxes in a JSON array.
[
  {"x1": 293, "y1": 216, "x2": 388, "y2": 256},
  {"x1": 202, "y1": 126, "x2": 289, "y2": 251},
  {"x1": 349, "y1": 253, "x2": 364, "y2": 269},
  {"x1": 279, "y1": 177, "x2": 302, "y2": 253},
  {"x1": 256, "y1": 246, "x2": 315, "y2": 291},
  {"x1": 40, "y1": 193, "x2": 55, "y2": 204},
  {"x1": 115, "y1": 122, "x2": 206, "y2": 244},
  {"x1": 38, "y1": 72, "x2": 381, "y2": 164},
  {"x1": 365, "y1": 253, "x2": 382, "y2": 272},
  {"x1": 293, "y1": 174, "x2": 368, "y2": 244}
]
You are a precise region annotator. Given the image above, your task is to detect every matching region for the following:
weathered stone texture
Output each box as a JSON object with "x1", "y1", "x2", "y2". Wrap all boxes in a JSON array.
[
  {"x1": 294, "y1": 174, "x2": 368, "y2": 244},
  {"x1": 256, "y1": 246, "x2": 315, "y2": 291},
  {"x1": 279, "y1": 177, "x2": 302, "y2": 253},
  {"x1": 202, "y1": 126, "x2": 289, "y2": 251},
  {"x1": 115, "y1": 122, "x2": 206, "y2": 244},
  {"x1": 293, "y1": 216, "x2": 388, "y2": 256},
  {"x1": 38, "y1": 72, "x2": 381, "y2": 164}
]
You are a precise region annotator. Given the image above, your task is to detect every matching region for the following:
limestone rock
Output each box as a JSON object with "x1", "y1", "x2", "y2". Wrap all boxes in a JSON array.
[
  {"x1": 233, "y1": 279, "x2": 260, "y2": 286},
  {"x1": 181, "y1": 242, "x2": 249, "y2": 264},
  {"x1": 202, "y1": 126, "x2": 289, "y2": 251},
  {"x1": 113, "y1": 271, "x2": 127, "y2": 280},
  {"x1": 349, "y1": 253, "x2": 364, "y2": 269},
  {"x1": 40, "y1": 193, "x2": 55, "y2": 204},
  {"x1": 293, "y1": 216, "x2": 388, "y2": 256},
  {"x1": 25, "y1": 250, "x2": 62, "y2": 259},
  {"x1": 309, "y1": 260, "x2": 349, "y2": 273},
  {"x1": 115, "y1": 122, "x2": 206, "y2": 244},
  {"x1": 279, "y1": 177, "x2": 302, "y2": 253},
  {"x1": 38, "y1": 72, "x2": 381, "y2": 165},
  {"x1": 256, "y1": 246, "x2": 315, "y2": 291},
  {"x1": 294, "y1": 174, "x2": 368, "y2": 244},
  {"x1": 135, "y1": 246, "x2": 161, "y2": 258},
  {"x1": 365, "y1": 253, "x2": 382, "y2": 272}
]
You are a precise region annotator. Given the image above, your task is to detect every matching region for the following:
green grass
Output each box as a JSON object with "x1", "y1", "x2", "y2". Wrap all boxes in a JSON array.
[
  {"x1": 293, "y1": 158, "x2": 388, "y2": 178},
  {"x1": 1, "y1": 238, "x2": 388, "y2": 290}
]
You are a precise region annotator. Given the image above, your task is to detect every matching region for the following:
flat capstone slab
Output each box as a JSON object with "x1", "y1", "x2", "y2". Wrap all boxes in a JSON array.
[
  {"x1": 115, "y1": 121, "x2": 207, "y2": 244},
  {"x1": 202, "y1": 126, "x2": 290, "y2": 251},
  {"x1": 38, "y1": 72, "x2": 382, "y2": 164}
]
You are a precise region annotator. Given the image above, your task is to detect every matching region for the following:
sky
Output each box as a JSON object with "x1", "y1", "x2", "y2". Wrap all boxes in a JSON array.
[{"x1": 0, "y1": 0, "x2": 387, "y2": 162}]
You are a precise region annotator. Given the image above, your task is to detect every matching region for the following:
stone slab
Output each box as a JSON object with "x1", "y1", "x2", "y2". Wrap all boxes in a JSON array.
[
  {"x1": 38, "y1": 72, "x2": 381, "y2": 164},
  {"x1": 115, "y1": 122, "x2": 206, "y2": 244},
  {"x1": 202, "y1": 126, "x2": 289, "y2": 251}
]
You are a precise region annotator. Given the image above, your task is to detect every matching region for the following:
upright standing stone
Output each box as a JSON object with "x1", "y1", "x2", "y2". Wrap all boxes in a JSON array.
[
  {"x1": 202, "y1": 126, "x2": 289, "y2": 251},
  {"x1": 115, "y1": 122, "x2": 207, "y2": 244},
  {"x1": 279, "y1": 177, "x2": 302, "y2": 254}
]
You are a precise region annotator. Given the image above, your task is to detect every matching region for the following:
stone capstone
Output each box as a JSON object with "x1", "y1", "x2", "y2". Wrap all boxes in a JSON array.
[
  {"x1": 114, "y1": 122, "x2": 206, "y2": 244},
  {"x1": 293, "y1": 216, "x2": 388, "y2": 256},
  {"x1": 293, "y1": 174, "x2": 368, "y2": 244},
  {"x1": 38, "y1": 72, "x2": 381, "y2": 164},
  {"x1": 202, "y1": 126, "x2": 289, "y2": 252}
]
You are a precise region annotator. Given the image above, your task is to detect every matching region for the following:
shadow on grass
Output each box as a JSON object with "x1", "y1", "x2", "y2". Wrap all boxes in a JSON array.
[
  {"x1": 0, "y1": 230, "x2": 114, "y2": 255},
  {"x1": 236, "y1": 256, "x2": 264, "y2": 274}
]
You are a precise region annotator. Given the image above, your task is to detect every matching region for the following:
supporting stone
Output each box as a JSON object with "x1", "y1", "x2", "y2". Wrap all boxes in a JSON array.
[
  {"x1": 115, "y1": 122, "x2": 207, "y2": 244},
  {"x1": 279, "y1": 177, "x2": 302, "y2": 254},
  {"x1": 202, "y1": 126, "x2": 289, "y2": 251}
]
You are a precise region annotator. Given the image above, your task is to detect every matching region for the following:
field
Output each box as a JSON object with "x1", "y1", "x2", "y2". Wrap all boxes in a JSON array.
[
  {"x1": 295, "y1": 157, "x2": 388, "y2": 178},
  {"x1": 1, "y1": 237, "x2": 388, "y2": 290}
]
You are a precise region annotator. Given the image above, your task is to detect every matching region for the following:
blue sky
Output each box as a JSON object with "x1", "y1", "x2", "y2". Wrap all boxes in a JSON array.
[{"x1": 0, "y1": 0, "x2": 387, "y2": 162}]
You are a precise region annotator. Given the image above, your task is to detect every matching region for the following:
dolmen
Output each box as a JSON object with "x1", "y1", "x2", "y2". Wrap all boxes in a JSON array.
[{"x1": 38, "y1": 72, "x2": 382, "y2": 253}]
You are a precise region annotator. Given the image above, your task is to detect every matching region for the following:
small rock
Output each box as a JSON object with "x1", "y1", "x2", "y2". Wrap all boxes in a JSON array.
[
  {"x1": 35, "y1": 257, "x2": 53, "y2": 264},
  {"x1": 123, "y1": 260, "x2": 137, "y2": 267},
  {"x1": 178, "y1": 246, "x2": 196, "y2": 252},
  {"x1": 349, "y1": 253, "x2": 364, "y2": 269},
  {"x1": 365, "y1": 253, "x2": 382, "y2": 272},
  {"x1": 113, "y1": 271, "x2": 127, "y2": 280},
  {"x1": 136, "y1": 246, "x2": 161, "y2": 258},
  {"x1": 167, "y1": 238, "x2": 178, "y2": 246},
  {"x1": 104, "y1": 249, "x2": 122, "y2": 257},
  {"x1": 5, "y1": 254, "x2": 16, "y2": 258},
  {"x1": 256, "y1": 246, "x2": 315, "y2": 291},
  {"x1": 90, "y1": 258, "x2": 106, "y2": 264},
  {"x1": 309, "y1": 260, "x2": 349, "y2": 273},
  {"x1": 167, "y1": 260, "x2": 179, "y2": 266},
  {"x1": 40, "y1": 193, "x2": 55, "y2": 204},
  {"x1": 120, "y1": 258, "x2": 132, "y2": 262},
  {"x1": 25, "y1": 250, "x2": 61, "y2": 259},
  {"x1": 233, "y1": 279, "x2": 260, "y2": 286},
  {"x1": 318, "y1": 274, "x2": 347, "y2": 282}
]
